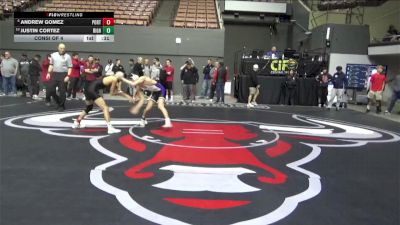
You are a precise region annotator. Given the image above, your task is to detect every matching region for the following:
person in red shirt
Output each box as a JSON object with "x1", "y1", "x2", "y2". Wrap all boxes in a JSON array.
[
  {"x1": 367, "y1": 65, "x2": 386, "y2": 113},
  {"x1": 82, "y1": 55, "x2": 99, "y2": 99},
  {"x1": 164, "y1": 59, "x2": 175, "y2": 102},
  {"x1": 66, "y1": 52, "x2": 81, "y2": 100},
  {"x1": 41, "y1": 54, "x2": 51, "y2": 106}
]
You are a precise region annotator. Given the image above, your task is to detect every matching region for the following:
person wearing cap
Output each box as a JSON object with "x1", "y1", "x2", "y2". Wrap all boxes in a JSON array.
[
  {"x1": 247, "y1": 64, "x2": 260, "y2": 108},
  {"x1": 327, "y1": 66, "x2": 347, "y2": 111}
]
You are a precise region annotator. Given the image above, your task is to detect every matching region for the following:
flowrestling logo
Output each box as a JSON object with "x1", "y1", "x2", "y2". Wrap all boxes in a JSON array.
[{"x1": 4, "y1": 109, "x2": 400, "y2": 225}]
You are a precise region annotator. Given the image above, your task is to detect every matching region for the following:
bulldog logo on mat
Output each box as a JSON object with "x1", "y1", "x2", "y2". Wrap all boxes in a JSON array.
[{"x1": 4, "y1": 108, "x2": 400, "y2": 225}]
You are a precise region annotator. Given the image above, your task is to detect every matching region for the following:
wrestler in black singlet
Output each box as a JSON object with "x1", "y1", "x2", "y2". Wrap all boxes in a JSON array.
[{"x1": 84, "y1": 77, "x2": 106, "y2": 101}]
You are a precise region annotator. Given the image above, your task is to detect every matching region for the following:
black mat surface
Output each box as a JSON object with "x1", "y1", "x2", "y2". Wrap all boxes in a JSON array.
[{"x1": 1, "y1": 97, "x2": 399, "y2": 225}]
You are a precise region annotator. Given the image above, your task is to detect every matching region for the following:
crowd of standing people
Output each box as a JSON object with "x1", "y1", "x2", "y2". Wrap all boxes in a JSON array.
[
  {"x1": 1, "y1": 45, "x2": 398, "y2": 116},
  {"x1": 0, "y1": 44, "x2": 231, "y2": 111}
]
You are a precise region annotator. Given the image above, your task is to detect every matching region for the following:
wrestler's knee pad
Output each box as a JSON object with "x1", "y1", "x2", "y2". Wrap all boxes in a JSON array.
[{"x1": 85, "y1": 104, "x2": 94, "y2": 114}]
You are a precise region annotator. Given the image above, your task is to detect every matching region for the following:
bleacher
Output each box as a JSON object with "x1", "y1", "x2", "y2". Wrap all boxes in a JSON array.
[
  {"x1": 1, "y1": 0, "x2": 36, "y2": 18},
  {"x1": 37, "y1": 0, "x2": 159, "y2": 26},
  {"x1": 173, "y1": 0, "x2": 219, "y2": 29}
]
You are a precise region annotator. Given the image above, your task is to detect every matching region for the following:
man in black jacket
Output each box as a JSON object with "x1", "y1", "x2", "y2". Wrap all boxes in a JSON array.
[
  {"x1": 284, "y1": 69, "x2": 297, "y2": 105},
  {"x1": 316, "y1": 68, "x2": 332, "y2": 108},
  {"x1": 133, "y1": 57, "x2": 144, "y2": 77},
  {"x1": 112, "y1": 59, "x2": 125, "y2": 76},
  {"x1": 29, "y1": 54, "x2": 41, "y2": 100},
  {"x1": 18, "y1": 53, "x2": 30, "y2": 97},
  {"x1": 247, "y1": 64, "x2": 260, "y2": 108},
  {"x1": 180, "y1": 61, "x2": 199, "y2": 101}
]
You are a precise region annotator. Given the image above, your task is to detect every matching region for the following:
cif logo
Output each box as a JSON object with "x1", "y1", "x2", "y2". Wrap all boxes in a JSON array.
[{"x1": 270, "y1": 59, "x2": 298, "y2": 73}]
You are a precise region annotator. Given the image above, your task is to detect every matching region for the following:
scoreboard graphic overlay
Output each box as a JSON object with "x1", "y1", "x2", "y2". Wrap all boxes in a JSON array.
[{"x1": 14, "y1": 12, "x2": 114, "y2": 42}]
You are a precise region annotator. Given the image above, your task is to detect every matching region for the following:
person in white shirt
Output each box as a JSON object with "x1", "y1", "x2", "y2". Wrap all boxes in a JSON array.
[{"x1": 104, "y1": 59, "x2": 114, "y2": 76}]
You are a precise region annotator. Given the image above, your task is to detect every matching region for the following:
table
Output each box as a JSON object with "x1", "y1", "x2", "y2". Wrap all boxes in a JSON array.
[
  {"x1": 240, "y1": 58, "x2": 322, "y2": 77},
  {"x1": 235, "y1": 75, "x2": 319, "y2": 105}
]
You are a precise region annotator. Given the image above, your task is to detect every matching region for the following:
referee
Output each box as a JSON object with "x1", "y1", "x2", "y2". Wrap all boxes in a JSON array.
[{"x1": 46, "y1": 43, "x2": 72, "y2": 111}]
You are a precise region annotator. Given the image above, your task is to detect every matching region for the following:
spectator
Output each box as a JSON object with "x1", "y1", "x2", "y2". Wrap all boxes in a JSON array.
[
  {"x1": 66, "y1": 52, "x2": 81, "y2": 100},
  {"x1": 28, "y1": 54, "x2": 41, "y2": 100},
  {"x1": 153, "y1": 57, "x2": 162, "y2": 68},
  {"x1": 42, "y1": 54, "x2": 51, "y2": 105},
  {"x1": 247, "y1": 64, "x2": 260, "y2": 108},
  {"x1": 180, "y1": 58, "x2": 195, "y2": 70},
  {"x1": 366, "y1": 65, "x2": 386, "y2": 113},
  {"x1": 112, "y1": 59, "x2": 125, "y2": 91},
  {"x1": 83, "y1": 55, "x2": 99, "y2": 95},
  {"x1": 164, "y1": 59, "x2": 175, "y2": 102},
  {"x1": 0, "y1": 53, "x2": 4, "y2": 95},
  {"x1": 127, "y1": 58, "x2": 135, "y2": 95},
  {"x1": 104, "y1": 59, "x2": 114, "y2": 76},
  {"x1": 133, "y1": 57, "x2": 144, "y2": 77},
  {"x1": 209, "y1": 61, "x2": 218, "y2": 101},
  {"x1": 264, "y1": 46, "x2": 280, "y2": 59},
  {"x1": 46, "y1": 43, "x2": 72, "y2": 111},
  {"x1": 180, "y1": 61, "x2": 199, "y2": 102},
  {"x1": 385, "y1": 74, "x2": 400, "y2": 115},
  {"x1": 0, "y1": 51, "x2": 19, "y2": 96},
  {"x1": 201, "y1": 59, "x2": 213, "y2": 98},
  {"x1": 213, "y1": 62, "x2": 228, "y2": 104},
  {"x1": 128, "y1": 58, "x2": 135, "y2": 75},
  {"x1": 95, "y1": 57, "x2": 103, "y2": 78},
  {"x1": 327, "y1": 66, "x2": 347, "y2": 110},
  {"x1": 316, "y1": 68, "x2": 332, "y2": 108},
  {"x1": 18, "y1": 53, "x2": 30, "y2": 97},
  {"x1": 143, "y1": 58, "x2": 151, "y2": 77},
  {"x1": 284, "y1": 69, "x2": 297, "y2": 106},
  {"x1": 150, "y1": 59, "x2": 160, "y2": 81},
  {"x1": 112, "y1": 59, "x2": 125, "y2": 76}
]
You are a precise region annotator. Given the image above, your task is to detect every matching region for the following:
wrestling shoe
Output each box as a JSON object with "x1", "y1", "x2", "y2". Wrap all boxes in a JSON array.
[
  {"x1": 247, "y1": 103, "x2": 254, "y2": 108},
  {"x1": 139, "y1": 119, "x2": 148, "y2": 127},
  {"x1": 72, "y1": 121, "x2": 85, "y2": 129},
  {"x1": 107, "y1": 126, "x2": 121, "y2": 134},
  {"x1": 162, "y1": 119, "x2": 173, "y2": 128}
]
